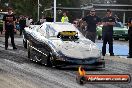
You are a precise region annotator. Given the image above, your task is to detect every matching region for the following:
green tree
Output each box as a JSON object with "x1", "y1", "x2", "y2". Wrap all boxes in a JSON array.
[{"x1": 2, "y1": 0, "x2": 80, "y2": 21}]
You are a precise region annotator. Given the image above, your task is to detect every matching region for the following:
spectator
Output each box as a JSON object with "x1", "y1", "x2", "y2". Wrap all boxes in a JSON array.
[
  {"x1": 73, "y1": 19, "x2": 85, "y2": 35},
  {"x1": 127, "y1": 17, "x2": 132, "y2": 58},
  {"x1": 26, "y1": 16, "x2": 30, "y2": 26},
  {"x1": 45, "y1": 16, "x2": 54, "y2": 22},
  {"x1": 19, "y1": 15, "x2": 26, "y2": 36},
  {"x1": 81, "y1": 8, "x2": 101, "y2": 42},
  {"x1": 3, "y1": 7, "x2": 17, "y2": 50},
  {"x1": 15, "y1": 17, "x2": 20, "y2": 34},
  {"x1": 40, "y1": 16, "x2": 46, "y2": 24},
  {"x1": 102, "y1": 9, "x2": 115, "y2": 56},
  {"x1": 73, "y1": 20, "x2": 79, "y2": 28},
  {"x1": 29, "y1": 17, "x2": 34, "y2": 25},
  {"x1": 61, "y1": 12, "x2": 69, "y2": 23}
]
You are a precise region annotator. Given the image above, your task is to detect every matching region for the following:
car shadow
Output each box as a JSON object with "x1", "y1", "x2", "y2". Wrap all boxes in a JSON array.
[
  {"x1": 56, "y1": 66, "x2": 105, "y2": 71},
  {"x1": 25, "y1": 60, "x2": 105, "y2": 71}
]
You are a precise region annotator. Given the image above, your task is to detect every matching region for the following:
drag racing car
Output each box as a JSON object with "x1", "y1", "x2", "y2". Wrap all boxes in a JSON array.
[{"x1": 23, "y1": 22, "x2": 105, "y2": 68}]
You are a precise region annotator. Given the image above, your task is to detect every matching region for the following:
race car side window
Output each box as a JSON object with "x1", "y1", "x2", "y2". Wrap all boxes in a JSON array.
[
  {"x1": 45, "y1": 26, "x2": 50, "y2": 38},
  {"x1": 48, "y1": 28, "x2": 56, "y2": 37},
  {"x1": 45, "y1": 25, "x2": 57, "y2": 38}
]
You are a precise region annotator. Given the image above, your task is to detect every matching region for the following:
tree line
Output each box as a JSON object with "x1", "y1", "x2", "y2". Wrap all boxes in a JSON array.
[{"x1": 0, "y1": 0, "x2": 80, "y2": 21}]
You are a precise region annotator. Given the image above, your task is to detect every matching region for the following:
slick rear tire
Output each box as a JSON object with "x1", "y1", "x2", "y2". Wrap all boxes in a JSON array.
[{"x1": 41, "y1": 54, "x2": 53, "y2": 67}]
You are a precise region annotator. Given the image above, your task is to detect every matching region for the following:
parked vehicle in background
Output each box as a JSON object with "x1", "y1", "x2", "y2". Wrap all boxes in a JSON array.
[
  {"x1": 0, "y1": 12, "x2": 8, "y2": 34},
  {"x1": 96, "y1": 22, "x2": 128, "y2": 41}
]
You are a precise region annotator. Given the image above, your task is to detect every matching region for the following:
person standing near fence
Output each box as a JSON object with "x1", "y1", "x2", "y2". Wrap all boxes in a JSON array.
[
  {"x1": 102, "y1": 9, "x2": 115, "y2": 56},
  {"x1": 19, "y1": 15, "x2": 26, "y2": 36},
  {"x1": 61, "y1": 12, "x2": 69, "y2": 23},
  {"x1": 81, "y1": 8, "x2": 101, "y2": 42},
  {"x1": 3, "y1": 7, "x2": 17, "y2": 50},
  {"x1": 127, "y1": 17, "x2": 132, "y2": 58}
]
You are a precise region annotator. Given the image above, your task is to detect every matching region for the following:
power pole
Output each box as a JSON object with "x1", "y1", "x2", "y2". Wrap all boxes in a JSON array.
[
  {"x1": 54, "y1": 0, "x2": 56, "y2": 22},
  {"x1": 38, "y1": 0, "x2": 40, "y2": 21},
  {"x1": 123, "y1": 12, "x2": 126, "y2": 25}
]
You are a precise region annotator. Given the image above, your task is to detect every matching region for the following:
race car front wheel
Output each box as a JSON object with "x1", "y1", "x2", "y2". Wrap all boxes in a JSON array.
[
  {"x1": 47, "y1": 55, "x2": 53, "y2": 67},
  {"x1": 40, "y1": 54, "x2": 53, "y2": 67}
]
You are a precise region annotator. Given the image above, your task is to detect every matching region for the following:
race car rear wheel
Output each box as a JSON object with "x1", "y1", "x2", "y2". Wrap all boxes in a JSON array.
[
  {"x1": 47, "y1": 55, "x2": 53, "y2": 67},
  {"x1": 40, "y1": 54, "x2": 53, "y2": 67}
]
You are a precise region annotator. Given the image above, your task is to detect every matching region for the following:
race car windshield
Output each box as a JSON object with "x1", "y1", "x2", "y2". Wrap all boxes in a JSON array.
[{"x1": 57, "y1": 31, "x2": 79, "y2": 41}]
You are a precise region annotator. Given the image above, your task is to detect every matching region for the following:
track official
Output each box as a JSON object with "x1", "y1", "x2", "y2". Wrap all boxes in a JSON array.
[
  {"x1": 127, "y1": 18, "x2": 132, "y2": 58},
  {"x1": 19, "y1": 15, "x2": 26, "y2": 36},
  {"x1": 82, "y1": 8, "x2": 101, "y2": 42},
  {"x1": 102, "y1": 9, "x2": 115, "y2": 56}
]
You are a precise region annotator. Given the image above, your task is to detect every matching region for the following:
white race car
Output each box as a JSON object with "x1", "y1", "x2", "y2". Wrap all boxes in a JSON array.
[{"x1": 23, "y1": 22, "x2": 105, "y2": 68}]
